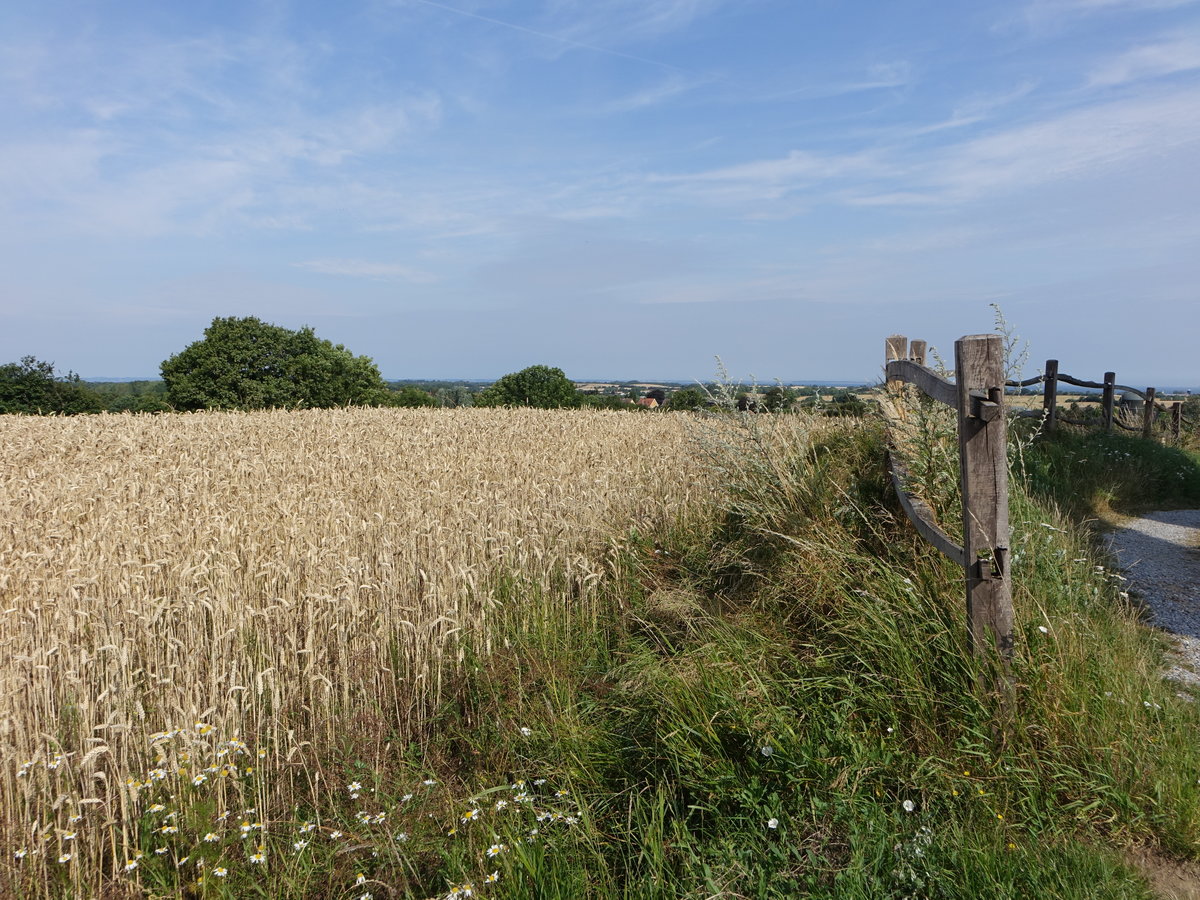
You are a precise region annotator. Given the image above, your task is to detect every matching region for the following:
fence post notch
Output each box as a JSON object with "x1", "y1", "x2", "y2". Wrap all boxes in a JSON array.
[{"x1": 955, "y1": 334, "x2": 1014, "y2": 661}]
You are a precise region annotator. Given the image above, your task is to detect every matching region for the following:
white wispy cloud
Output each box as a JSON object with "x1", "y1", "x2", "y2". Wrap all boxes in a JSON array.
[
  {"x1": 397, "y1": 0, "x2": 696, "y2": 70},
  {"x1": 1051, "y1": 0, "x2": 1199, "y2": 12},
  {"x1": 0, "y1": 19, "x2": 443, "y2": 239},
  {"x1": 749, "y1": 61, "x2": 912, "y2": 103},
  {"x1": 916, "y1": 85, "x2": 1200, "y2": 202},
  {"x1": 1009, "y1": 0, "x2": 1200, "y2": 36},
  {"x1": 645, "y1": 82, "x2": 1200, "y2": 215},
  {"x1": 644, "y1": 148, "x2": 886, "y2": 208},
  {"x1": 544, "y1": 0, "x2": 731, "y2": 46},
  {"x1": 293, "y1": 258, "x2": 438, "y2": 282},
  {"x1": 1087, "y1": 33, "x2": 1200, "y2": 85},
  {"x1": 596, "y1": 74, "x2": 710, "y2": 113}
]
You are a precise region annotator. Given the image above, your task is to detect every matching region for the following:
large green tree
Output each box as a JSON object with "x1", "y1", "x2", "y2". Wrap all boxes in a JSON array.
[
  {"x1": 666, "y1": 386, "x2": 708, "y2": 411},
  {"x1": 475, "y1": 365, "x2": 580, "y2": 409},
  {"x1": 0, "y1": 357, "x2": 104, "y2": 415},
  {"x1": 161, "y1": 317, "x2": 391, "y2": 411}
]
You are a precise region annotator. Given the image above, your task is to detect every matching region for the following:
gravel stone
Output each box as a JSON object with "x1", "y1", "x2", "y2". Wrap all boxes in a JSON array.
[{"x1": 1105, "y1": 510, "x2": 1200, "y2": 687}]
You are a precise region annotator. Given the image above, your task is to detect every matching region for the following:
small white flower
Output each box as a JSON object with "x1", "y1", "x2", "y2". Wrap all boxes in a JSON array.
[
  {"x1": 519, "y1": 726, "x2": 533, "y2": 737},
  {"x1": 15, "y1": 849, "x2": 28, "y2": 859},
  {"x1": 767, "y1": 817, "x2": 779, "y2": 829},
  {"x1": 1038, "y1": 625, "x2": 1049, "y2": 634},
  {"x1": 58, "y1": 853, "x2": 72, "y2": 864},
  {"x1": 294, "y1": 840, "x2": 309, "y2": 851},
  {"x1": 124, "y1": 859, "x2": 139, "y2": 872},
  {"x1": 760, "y1": 745, "x2": 773, "y2": 757},
  {"x1": 422, "y1": 778, "x2": 437, "y2": 786},
  {"x1": 902, "y1": 800, "x2": 915, "y2": 813},
  {"x1": 348, "y1": 781, "x2": 363, "y2": 793},
  {"x1": 213, "y1": 866, "x2": 228, "y2": 877}
]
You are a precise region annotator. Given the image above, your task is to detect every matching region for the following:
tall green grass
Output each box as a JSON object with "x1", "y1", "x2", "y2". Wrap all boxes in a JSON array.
[{"x1": 407, "y1": 414, "x2": 1200, "y2": 898}]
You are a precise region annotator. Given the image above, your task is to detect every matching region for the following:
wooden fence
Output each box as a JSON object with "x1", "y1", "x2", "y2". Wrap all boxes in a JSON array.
[
  {"x1": 883, "y1": 333, "x2": 1195, "y2": 660},
  {"x1": 884, "y1": 334, "x2": 1013, "y2": 660},
  {"x1": 1007, "y1": 361, "x2": 1193, "y2": 442}
]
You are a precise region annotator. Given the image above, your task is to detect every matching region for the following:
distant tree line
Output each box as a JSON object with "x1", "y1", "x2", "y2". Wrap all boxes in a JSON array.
[
  {"x1": 1, "y1": 316, "x2": 872, "y2": 416},
  {"x1": 0, "y1": 357, "x2": 106, "y2": 415}
]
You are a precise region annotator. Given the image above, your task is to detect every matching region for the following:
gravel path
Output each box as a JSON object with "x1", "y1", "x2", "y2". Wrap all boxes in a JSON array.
[{"x1": 1105, "y1": 509, "x2": 1200, "y2": 687}]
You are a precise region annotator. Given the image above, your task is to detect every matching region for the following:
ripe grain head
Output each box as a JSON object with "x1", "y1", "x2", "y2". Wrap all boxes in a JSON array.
[{"x1": 0, "y1": 407, "x2": 711, "y2": 885}]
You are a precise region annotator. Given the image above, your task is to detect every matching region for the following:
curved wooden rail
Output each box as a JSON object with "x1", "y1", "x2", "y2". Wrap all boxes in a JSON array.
[
  {"x1": 886, "y1": 451, "x2": 965, "y2": 567},
  {"x1": 1002, "y1": 358, "x2": 1191, "y2": 442},
  {"x1": 885, "y1": 359, "x2": 958, "y2": 409},
  {"x1": 1005, "y1": 375, "x2": 1046, "y2": 388},
  {"x1": 885, "y1": 333, "x2": 1012, "y2": 660}
]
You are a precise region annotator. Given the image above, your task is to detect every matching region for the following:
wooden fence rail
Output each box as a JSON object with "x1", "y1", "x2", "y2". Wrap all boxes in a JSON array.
[
  {"x1": 882, "y1": 336, "x2": 1194, "y2": 661},
  {"x1": 884, "y1": 334, "x2": 1013, "y2": 660},
  {"x1": 1006, "y1": 361, "x2": 1193, "y2": 442}
]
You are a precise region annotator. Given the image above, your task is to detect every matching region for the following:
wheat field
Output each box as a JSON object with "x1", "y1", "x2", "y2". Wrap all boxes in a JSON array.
[{"x1": 0, "y1": 407, "x2": 711, "y2": 891}]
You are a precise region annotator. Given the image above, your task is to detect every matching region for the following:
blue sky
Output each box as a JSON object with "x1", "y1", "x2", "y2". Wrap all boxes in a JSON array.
[{"x1": 2, "y1": 0, "x2": 1198, "y2": 384}]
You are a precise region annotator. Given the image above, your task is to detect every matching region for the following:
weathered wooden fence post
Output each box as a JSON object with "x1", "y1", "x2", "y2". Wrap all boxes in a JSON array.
[
  {"x1": 909, "y1": 340, "x2": 928, "y2": 367},
  {"x1": 1143, "y1": 387, "x2": 1157, "y2": 440},
  {"x1": 1173, "y1": 402, "x2": 1183, "y2": 443},
  {"x1": 886, "y1": 335, "x2": 908, "y2": 391},
  {"x1": 1102, "y1": 372, "x2": 1116, "y2": 432},
  {"x1": 955, "y1": 335, "x2": 1013, "y2": 660},
  {"x1": 1042, "y1": 359, "x2": 1059, "y2": 431}
]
